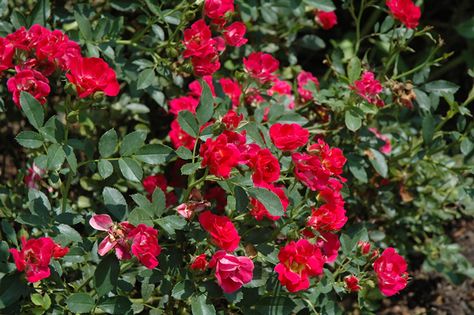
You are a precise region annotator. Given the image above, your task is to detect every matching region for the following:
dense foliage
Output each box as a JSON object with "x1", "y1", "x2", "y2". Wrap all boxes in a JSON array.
[{"x1": 0, "y1": 0, "x2": 473, "y2": 314}]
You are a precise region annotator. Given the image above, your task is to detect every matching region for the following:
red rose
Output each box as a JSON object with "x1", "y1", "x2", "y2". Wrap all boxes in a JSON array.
[
  {"x1": 66, "y1": 57, "x2": 120, "y2": 98},
  {"x1": 386, "y1": 0, "x2": 421, "y2": 29},
  {"x1": 373, "y1": 247, "x2": 408, "y2": 296},
  {"x1": 9, "y1": 237, "x2": 69, "y2": 283},
  {"x1": 199, "y1": 133, "x2": 241, "y2": 178},
  {"x1": 169, "y1": 96, "x2": 199, "y2": 116},
  {"x1": 292, "y1": 152, "x2": 331, "y2": 191},
  {"x1": 270, "y1": 123, "x2": 309, "y2": 151},
  {"x1": 307, "y1": 203, "x2": 347, "y2": 232},
  {"x1": 223, "y1": 22, "x2": 248, "y2": 47},
  {"x1": 250, "y1": 183, "x2": 288, "y2": 221},
  {"x1": 191, "y1": 55, "x2": 221, "y2": 76},
  {"x1": 249, "y1": 148, "x2": 280, "y2": 185},
  {"x1": 297, "y1": 71, "x2": 319, "y2": 103},
  {"x1": 6, "y1": 27, "x2": 30, "y2": 50},
  {"x1": 183, "y1": 20, "x2": 215, "y2": 59},
  {"x1": 274, "y1": 239, "x2": 324, "y2": 292},
  {"x1": 209, "y1": 250, "x2": 254, "y2": 293},
  {"x1": 128, "y1": 224, "x2": 161, "y2": 269},
  {"x1": 188, "y1": 75, "x2": 216, "y2": 98},
  {"x1": 344, "y1": 275, "x2": 361, "y2": 292},
  {"x1": 315, "y1": 10, "x2": 338, "y2": 30},
  {"x1": 220, "y1": 78, "x2": 242, "y2": 107},
  {"x1": 243, "y1": 52, "x2": 279, "y2": 84},
  {"x1": 204, "y1": 0, "x2": 234, "y2": 21},
  {"x1": 350, "y1": 71, "x2": 384, "y2": 107},
  {"x1": 198, "y1": 211, "x2": 241, "y2": 251},
  {"x1": 190, "y1": 254, "x2": 208, "y2": 271},
  {"x1": 169, "y1": 119, "x2": 196, "y2": 150},
  {"x1": 358, "y1": 241, "x2": 372, "y2": 255},
  {"x1": 316, "y1": 232, "x2": 340, "y2": 263},
  {"x1": 268, "y1": 78, "x2": 292, "y2": 96},
  {"x1": 7, "y1": 68, "x2": 50, "y2": 107},
  {"x1": 308, "y1": 139, "x2": 347, "y2": 177},
  {"x1": 222, "y1": 110, "x2": 243, "y2": 130},
  {"x1": 204, "y1": 185, "x2": 228, "y2": 212},
  {"x1": 0, "y1": 37, "x2": 14, "y2": 73}
]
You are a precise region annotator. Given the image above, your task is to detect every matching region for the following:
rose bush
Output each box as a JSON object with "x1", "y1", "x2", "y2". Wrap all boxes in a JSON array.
[{"x1": 0, "y1": 0, "x2": 473, "y2": 314}]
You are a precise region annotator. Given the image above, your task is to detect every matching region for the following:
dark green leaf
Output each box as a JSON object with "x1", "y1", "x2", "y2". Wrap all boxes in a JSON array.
[
  {"x1": 103, "y1": 187, "x2": 128, "y2": 220},
  {"x1": 95, "y1": 254, "x2": 120, "y2": 297},
  {"x1": 53, "y1": 224, "x2": 82, "y2": 246},
  {"x1": 128, "y1": 207, "x2": 153, "y2": 226},
  {"x1": 461, "y1": 138, "x2": 474, "y2": 155},
  {"x1": 248, "y1": 187, "x2": 284, "y2": 217},
  {"x1": 255, "y1": 296, "x2": 296, "y2": 315},
  {"x1": 40, "y1": 116, "x2": 65, "y2": 143},
  {"x1": 456, "y1": 17, "x2": 474, "y2": 39},
  {"x1": 47, "y1": 143, "x2": 66, "y2": 170},
  {"x1": 28, "y1": 0, "x2": 50, "y2": 26},
  {"x1": 98, "y1": 160, "x2": 114, "y2": 179},
  {"x1": 181, "y1": 162, "x2": 201, "y2": 175},
  {"x1": 176, "y1": 146, "x2": 193, "y2": 160},
  {"x1": 118, "y1": 158, "x2": 143, "y2": 182},
  {"x1": 347, "y1": 57, "x2": 361, "y2": 83},
  {"x1": 135, "y1": 144, "x2": 173, "y2": 164},
  {"x1": 74, "y1": 5, "x2": 93, "y2": 41},
  {"x1": 20, "y1": 92, "x2": 44, "y2": 130},
  {"x1": 156, "y1": 215, "x2": 186, "y2": 236},
  {"x1": 120, "y1": 131, "x2": 147, "y2": 156},
  {"x1": 368, "y1": 149, "x2": 388, "y2": 178},
  {"x1": 422, "y1": 115, "x2": 435, "y2": 145},
  {"x1": 99, "y1": 129, "x2": 118, "y2": 158},
  {"x1": 98, "y1": 296, "x2": 132, "y2": 315},
  {"x1": 424, "y1": 80, "x2": 460, "y2": 96},
  {"x1": 196, "y1": 79, "x2": 214, "y2": 125},
  {"x1": 15, "y1": 131, "x2": 43, "y2": 149},
  {"x1": 172, "y1": 280, "x2": 193, "y2": 300},
  {"x1": 137, "y1": 68, "x2": 155, "y2": 90},
  {"x1": 66, "y1": 293, "x2": 95, "y2": 314},
  {"x1": 235, "y1": 186, "x2": 249, "y2": 212},
  {"x1": 299, "y1": 34, "x2": 326, "y2": 51},
  {"x1": 0, "y1": 273, "x2": 29, "y2": 309},
  {"x1": 178, "y1": 110, "x2": 199, "y2": 138},
  {"x1": 64, "y1": 145, "x2": 77, "y2": 174},
  {"x1": 191, "y1": 294, "x2": 216, "y2": 315},
  {"x1": 345, "y1": 110, "x2": 362, "y2": 132}
]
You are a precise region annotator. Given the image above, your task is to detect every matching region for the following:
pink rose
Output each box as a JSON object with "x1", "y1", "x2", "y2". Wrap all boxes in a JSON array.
[{"x1": 209, "y1": 250, "x2": 254, "y2": 293}]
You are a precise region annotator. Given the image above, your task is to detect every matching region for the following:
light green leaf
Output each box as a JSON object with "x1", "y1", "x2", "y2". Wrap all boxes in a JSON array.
[
  {"x1": 345, "y1": 110, "x2": 362, "y2": 132},
  {"x1": 103, "y1": 187, "x2": 128, "y2": 220},
  {"x1": 137, "y1": 68, "x2": 155, "y2": 90},
  {"x1": 47, "y1": 143, "x2": 66, "y2": 170},
  {"x1": 118, "y1": 158, "x2": 143, "y2": 182},
  {"x1": 66, "y1": 293, "x2": 95, "y2": 314},
  {"x1": 98, "y1": 160, "x2": 114, "y2": 179},
  {"x1": 120, "y1": 131, "x2": 147, "y2": 156},
  {"x1": 15, "y1": 131, "x2": 43, "y2": 148},
  {"x1": 99, "y1": 129, "x2": 118, "y2": 158},
  {"x1": 191, "y1": 294, "x2": 216, "y2": 315}
]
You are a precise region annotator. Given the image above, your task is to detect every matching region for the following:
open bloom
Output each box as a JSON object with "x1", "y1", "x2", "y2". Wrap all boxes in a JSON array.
[
  {"x1": 316, "y1": 232, "x2": 340, "y2": 263},
  {"x1": 209, "y1": 250, "x2": 254, "y2": 293},
  {"x1": 0, "y1": 37, "x2": 14, "y2": 73},
  {"x1": 297, "y1": 71, "x2": 319, "y2": 102},
  {"x1": 199, "y1": 133, "x2": 241, "y2": 178},
  {"x1": 169, "y1": 96, "x2": 199, "y2": 116},
  {"x1": 351, "y1": 71, "x2": 384, "y2": 107},
  {"x1": 270, "y1": 123, "x2": 309, "y2": 152},
  {"x1": 373, "y1": 247, "x2": 408, "y2": 296},
  {"x1": 386, "y1": 0, "x2": 421, "y2": 29},
  {"x1": 249, "y1": 148, "x2": 280, "y2": 185},
  {"x1": 169, "y1": 119, "x2": 196, "y2": 150},
  {"x1": 243, "y1": 52, "x2": 279, "y2": 84},
  {"x1": 315, "y1": 10, "x2": 338, "y2": 30},
  {"x1": 204, "y1": 0, "x2": 234, "y2": 23},
  {"x1": 223, "y1": 22, "x2": 248, "y2": 47},
  {"x1": 9, "y1": 237, "x2": 69, "y2": 283},
  {"x1": 199, "y1": 211, "x2": 240, "y2": 251},
  {"x1": 220, "y1": 78, "x2": 242, "y2": 107},
  {"x1": 128, "y1": 224, "x2": 161, "y2": 269},
  {"x1": 89, "y1": 214, "x2": 134, "y2": 260},
  {"x1": 274, "y1": 239, "x2": 324, "y2": 292},
  {"x1": 66, "y1": 57, "x2": 120, "y2": 98},
  {"x1": 307, "y1": 203, "x2": 347, "y2": 232},
  {"x1": 7, "y1": 67, "x2": 50, "y2": 107}
]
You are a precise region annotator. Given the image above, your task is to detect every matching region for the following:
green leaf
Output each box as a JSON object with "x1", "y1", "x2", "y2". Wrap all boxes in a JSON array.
[
  {"x1": 156, "y1": 215, "x2": 186, "y2": 236},
  {"x1": 235, "y1": 186, "x2": 249, "y2": 212},
  {"x1": 66, "y1": 293, "x2": 95, "y2": 314},
  {"x1": 53, "y1": 224, "x2": 82, "y2": 246},
  {"x1": 191, "y1": 294, "x2": 216, "y2": 315},
  {"x1": 172, "y1": 280, "x2": 194, "y2": 300},
  {"x1": 20, "y1": 92, "x2": 44, "y2": 130},
  {"x1": 368, "y1": 149, "x2": 388, "y2": 178},
  {"x1": 152, "y1": 188, "x2": 166, "y2": 217},
  {"x1": 99, "y1": 129, "x2": 118, "y2": 158},
  {"x1": 119, "y1": 158, "x2": 143, "y2": 182},
  {"x1": 456, "y1": 16, "x2": 474, "y2": 39},
  {"x1": 95, "y1": 254, "x2": 120, "y2": 297},
  {"x1": 1, "y1": 220, "x2": 18, "y2": 246},
  {"x1": 176, "y1": 146, "x2": 193, "y2": 160},
  {"x1": 98, "y1": 160, "x2": 114, "y2": 179},
  {"x1": 461, "y1": 138, "x2": 474, "y2": 155},
  {"x1": 178, "y1": 110, "x2": 199, "y2": 138},
  {"x1": 196, "y1": 79, "x2": 214, "y2": 126},
  {"x1": 47, "y1": 143, "x2": 66, "y2": 170},
  {"x1": 248, "y1": 187, "x2": 284, "y2": 217},
  {"x1": 98, "y1": 296, "x2": 132, "y2": 315},
  {"x1": 135, "y1": 144, "x2": 173, "y2": 164},
  {"x1": 15, "y1": 131, "x2": 43, "y2": 148},
  {"x1": 103, "y1": 187, "x2": 128, "y2": 220},
  {"x1": 64, "y1": 145, "x2": 78, "y2": 174},
  {"x1": 120, "y1": 131, "x2": 147, "y2": 156},
  {"x1": 28, "y1": 0, "x2": 50, "y2": 26},
  {"x1": 255, "y1": 296, "x2": 296, "y2": 315},
  {"x1": 415, "y1": 89, "x2": 431, "y2": 111},
  {"x1": 74, "y1": 5, "x2": 93, "y2": 41},
  {"x1": 181, "y1": 162, "x2": 201, "y2": 175},
  {"x1": 137, "y1": 68, "x2": 155, "y2": 90},
  {"x1": 128, "y1": 207, "x2": 153, "y2": 226},
  {"x1": 303, "y1": 0, "x2": 335, "y2": 11},
  {"x1": 424, "y1": 80, "x2": 460, "y2": 96},
  {"x1": 0, "y1": 273, "x2": 29, "y2": 309},
  {"x1": 347, "y1": 57, "x2": 361, "y2": 83},
  {"x1": 298, "y1": 34, "x2": 326, "y2": 51},
  {"x1": 422, "y1": 115, "x2": 435, "y2": 145},
  {"x1": 40, "y1": 116, "x2": 65, "y2": 143},
  {"x1": 345, "y1": 110, "x2": 362, "y2": 132}
]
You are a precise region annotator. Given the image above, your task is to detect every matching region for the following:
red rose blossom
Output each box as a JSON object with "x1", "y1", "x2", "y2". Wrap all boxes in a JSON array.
[
  {"x1": 223, "y1": 22, "x2": 248, "y2": 47},
  {"x1": 220, "y1": 78, "x2": 242, "y2": 107},
  {"x1": 386, "y1": 0, "x2": 421, "y2": 29},
  {"x1": 199, "y1": 133, "x2": 241, "y2": 178},
  {"x1": 0, "y1": 37, "x2": 14, "y2": 73},
  {"x1": 9, "y1": 237, "x2": 69, "y2": 283},
  {"x1": 351, "y1": 71, "x2": 384, "y2": 107},
  {"x1": 188, "y1": 75, "x2": 216, "y2": 98},
  {"x1": 315, "y1": 10, "x2": 338, "y2": 30},
  {"x1": 373, "y1": 247, "x2": 408, "y2": 296},
  {"x1": 297, "y1": 71, "x2": 319, "y2": 103},
  {"x1": 7, "y1": 67, "x2": 50, "y2": 107},
  {"x1": 66, "y1": 57, "x2": 120, "y2": 98},
  {"x1": 128, "y1": 224, "x2": 161, "y2": 269},
  {"x1": 316, "y1": 232, "x2": 341, "y2": 263},
  {"x1": 243, "y1": 52, "x2": 279, "y2": 84},
  {"x1": 274, "y1": 239, "x2": 324, "y2": 292},
  {"x1": 345, "y1": 275, "x2": 361, "y2": 292},
  {"x1": 250, "y1": 183, "x2": 288, "y2": 221},
  {"x1": 270, "y1": 123, "x2": 309, "y2": 152},
  {"x1": 307, "y1": 203, "x2": 348, "y2": 232},
  {"x1": 222, "y1": 110, "x2": 243, "y2": 130},
  {"x1": 190, "y1": 254, "x2": 208, "y2": 271},
  {"x1": 169, "y1": 96, "x2": 199, "y2": 116},
  {"x1": 209, "y1": 250, "x2": 254, "y2": 293},
  {"x1": 199, "y1": 211, "x2": 241, "y2": 251},
  {"x1": 89, "y1": 214, "x2": 134, "y2": 260},
  {"x1": 169, "y1": 119, "x2": 196, "y2": 150},
  {"x1": 249, "y1": 148, "x2": 280, "y2": 185},
  {"x1": 204, "y1": 0, "x2": 234, "y2": 22}
]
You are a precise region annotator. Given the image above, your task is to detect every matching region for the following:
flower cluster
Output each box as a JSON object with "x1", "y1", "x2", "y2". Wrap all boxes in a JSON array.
[
  {"x1": 89, "y1": 214, "x2": 161, "y2": 269},
  {"x1": 9, "y1": 237, "x2": 69, "y2": 283},
  {"x1": 351, "y1": 71, "x2": 385, "y2": 107},
  {"x1": 0, "y1": 24, "x2": 119, "y2": 107}
]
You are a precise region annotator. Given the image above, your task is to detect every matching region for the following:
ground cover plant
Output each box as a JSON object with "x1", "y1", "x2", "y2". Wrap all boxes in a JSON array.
[{"x1": 0, "y1": 0, "x2": 473, "y2": 314}]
